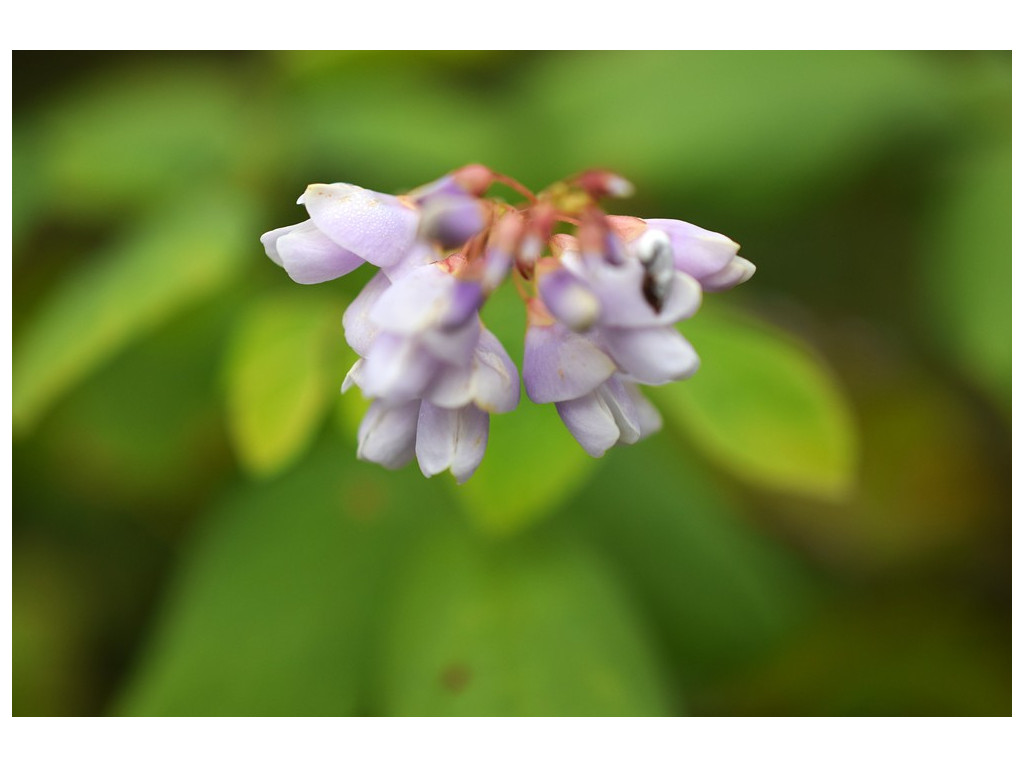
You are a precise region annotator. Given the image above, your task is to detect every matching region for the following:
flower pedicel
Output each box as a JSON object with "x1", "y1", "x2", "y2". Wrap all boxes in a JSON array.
[{"x1": 261, "y1": 165, "x2": 753, "y2": 483}]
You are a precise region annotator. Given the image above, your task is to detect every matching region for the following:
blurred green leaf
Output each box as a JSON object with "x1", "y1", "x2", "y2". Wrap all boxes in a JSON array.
[
  {"x1": 13, "y1": 189, "x2": 258, "y2": 434},
  {"x1": 25, "y1": 299, "x2": 237, "y2": 517},
  {"x1": 376, "y1": 520, "x2": 674, "y2": 716},
  {"x1": 524, "y1": 51, "x2": 951, "y2": 213},
  {"x1": 224, "y1": 290, "x2": 351, "y2": 477},
  {"x1": 37, "y1": 64, "x2": 261, "y2": 216},
  {"x1": 565, "y1": 434, "x2": 818, "y2": 687},
  {"x1": 921, "y1": 145, "x2": 1010, "y2": 410},
  {"x1": 654, "y1": 306, "x2": 857, "y2": 501},
  {"x1": 286, "y1": 67, "x2": 508, "y2": 190},
  {"x1": 115, "y1": 439, "x2": 442, "y2": 716}
]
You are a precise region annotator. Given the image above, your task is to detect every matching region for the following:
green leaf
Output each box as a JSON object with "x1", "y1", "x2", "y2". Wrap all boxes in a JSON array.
[
  {"x1": 456, "y1": 281, "x2": 595, "y2": 536},
  {"x1": 921, "y1": 144, "x2": 1010, "y2": 410},
  {"x1": 524, "y1": 52, "x2": 952, "y2": 213},
  {"x1": 564, "y1": 433, "x2": 819, "y2": 686},
  {"x1": 36, "y1": 64, "x2": 260, "y2": 216},
  {"x1": 653, "y1": 305, "x2": 857, "y2": 501},
  {"x1": 224, "y1": 289, "x2": 351, "y2": 477},
  {"x1": 13, "y1": 189, "x2": 258, "y2": 434},
  {"x1": 375, "y1": 520, "x2": 674, "y2": 716},
  {"x1": 114, "y1": 438, "x2": 445, "y2": 716}
]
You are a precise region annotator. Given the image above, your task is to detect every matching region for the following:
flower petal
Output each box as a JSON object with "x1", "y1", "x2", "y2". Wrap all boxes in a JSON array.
[
  {"x1": 370, "y1": 265, "x2": 481, "y2": 335},
  {"x1": 470, "y1": 327, "x2": 520, "y2": 413},
  {"x1": 564, "y1": 253, "x2": 701, "y2": 327},
  {"x1": 622, "y1": 381, "x2": 663, "y2": 438},
  {"x1": 555, "y1": 391, "x2": 620, "y2": 458},
  {"x1": 416, "y1": 403, "x2": 489, "y2": 483},
  {"x1": 260, "y1": 222, "x2": 302, "y2": 266},
  {"x1": 598, "y1": 376, "x2": 641, "y2": 445},
  {"x1": 700, "y1": 255, "x2": 756, "y2": 292},
  {"x1": 300, "y1": 182, "x2": 419, "y2": 268},
  {"x1": 357, "y1": 399, "x2": 420, "y2": 470},
  {"x1": 343, "y1": 271, "x2": 392, "y2": 357},
  {"x1": 645, "y1": 218, "x2": 740, "y2": 282},
  {"x1": 273, "y1": 220, "x2": 365, "y2": 284},
  {"x1": 523, "y1": 321, "x2": 616, "y2": 404},
  {"x1": 600, "y1": 326, "x2": 700, "y2": 385},
  {"x1": 360, "y1": 332, "x2": 438, "y2": 401}
]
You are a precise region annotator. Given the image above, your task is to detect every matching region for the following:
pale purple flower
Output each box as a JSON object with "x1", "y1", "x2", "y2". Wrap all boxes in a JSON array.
[
  {"x1": 608, "y1": 215, "x2": 755, "y2": 292},
  {"x1": 522, "y1": 231, "x2": 702, "y2": 456},
  {"x1": 342, "y1": 257, "x2": 519, "y2": 483},
  {"x1": 260, "y1": 166, "x2": 752, "y2": 478}
]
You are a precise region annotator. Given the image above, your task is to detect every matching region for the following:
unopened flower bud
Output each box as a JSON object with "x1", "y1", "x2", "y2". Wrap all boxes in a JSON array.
[
  {"x1": 537, "y1": 263, "x2": 602, "y2": 332},
  {"x1": 418, "y1": 194, "x2": 489, "y2": 249},
  {"x1": 451, "y1": 163, "x2": 495, "y2": 196},
  {"x1": 518, "y1": 204, "x2": 555, "y2": 275},
  {"x1": 575, "y1": 169, "x2": 635, "y2": 199}
]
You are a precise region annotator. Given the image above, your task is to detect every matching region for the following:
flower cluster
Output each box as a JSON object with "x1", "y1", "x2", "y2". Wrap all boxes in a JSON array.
[{"x1": 261, "y1": 165, "x2": 753, "y2": 482}]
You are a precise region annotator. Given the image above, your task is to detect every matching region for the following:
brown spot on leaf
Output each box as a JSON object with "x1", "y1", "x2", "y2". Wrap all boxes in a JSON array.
[{"x1": 439, "y1": 663, "x2": 472, "y2": 694}]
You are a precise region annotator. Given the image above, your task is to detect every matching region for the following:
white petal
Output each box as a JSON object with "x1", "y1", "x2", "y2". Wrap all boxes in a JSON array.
[
  {"x1": 600, "y1": 326, "x2": 700, "y2": 385},
  {"x1": 415, "y1": 403, "x2": 489, "y2": 483},
  {"x1": 597, "y1": 377, "x2": 641, "y2": 445},
  {"x1": 622, "y1": 381, "x2": 663, "y2": 438},
  {"x1": 555, "y1": 391, "x2": 620, "y2": 458},
  {"x1": 260, "y1": 222, "x2": 303, "y2": 266},
  {"x1": 360, "y1": 333, "x2": 438, "y2": 401},
  {"x1": 343, "y1": 271, "x2": 392, "y2": 357},
  {"x1": 469, "y1": 327, "x2": 520, "y2": 413},
  {"x1": 275, "y1": 220, "x2": 365, "y2": 284},
  {"x1": 369, "y1": 265, "x2": 468, "y2": 335},
  {"x1": 357, "y1": 399, "x2": 420, "y2": 469},
  {"x1": 301, "y1": 182, "x2": 419, "y2": 268},
  {"x1": 701, "y1": 256, "x2": 756, "y2": 292}
]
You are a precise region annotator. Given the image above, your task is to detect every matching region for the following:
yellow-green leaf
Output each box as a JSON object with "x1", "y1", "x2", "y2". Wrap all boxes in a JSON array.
[
  {"x1": 654, "y1": 305, "x2": 858, "y2": 501},
  {"x1": 224, "y1": 289, "x2": 349, "y2": 476}
]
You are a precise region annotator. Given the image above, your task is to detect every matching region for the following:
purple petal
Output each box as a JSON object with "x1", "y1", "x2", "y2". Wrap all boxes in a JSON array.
[
  {"x1": 645, "y1": 219, "x2": 739, "y2": 282},
  {"x1": 416, "y1": 403, "x2": 489, "y2": 483},
  {"x1": 564, "y1": 253, "x2": 701, "y2": 327},
  {"x1": 425, "y1": 327, "x2": 519, "y2": 413},
  {"x1": 418, "y1": 194, "x2": 487, "y2": 249},
  {"x1": 300, "y1": 183, "x2": 419, "y2": 268},
  {"x1": 700, "y1": 256, "x2": 756, "y2": 292},
  {"x1": 370, "y1": 265, "x2": 481, "y2": 335},
  {"x1": 523, "y1": 321, "x2": 616, "y2": 404},
  {"x1": 357, "y1": 399, "x2": 420, "y2": 469},
  {"x1": 343, "y1": 271, "x2": 392, "y2": 357},
  {"x1": 600, "y1": 326, "x2": 700, "y2": 385}
]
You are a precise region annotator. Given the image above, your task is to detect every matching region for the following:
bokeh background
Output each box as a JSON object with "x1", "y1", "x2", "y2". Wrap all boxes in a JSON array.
[{"x1": 12, "y1": 51, "x2": 1010, "y2": 716}]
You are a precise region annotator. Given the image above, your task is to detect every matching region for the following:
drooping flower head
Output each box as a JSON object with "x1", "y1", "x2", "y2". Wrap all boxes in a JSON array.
[{"x1": 261, "y1": 165, "x2": 753, "y2": 481}]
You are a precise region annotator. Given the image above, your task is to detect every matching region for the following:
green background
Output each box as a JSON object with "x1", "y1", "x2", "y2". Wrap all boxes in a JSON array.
[{"x1": 13, "y1": 51, "x2": 1010, "y2": 716}]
